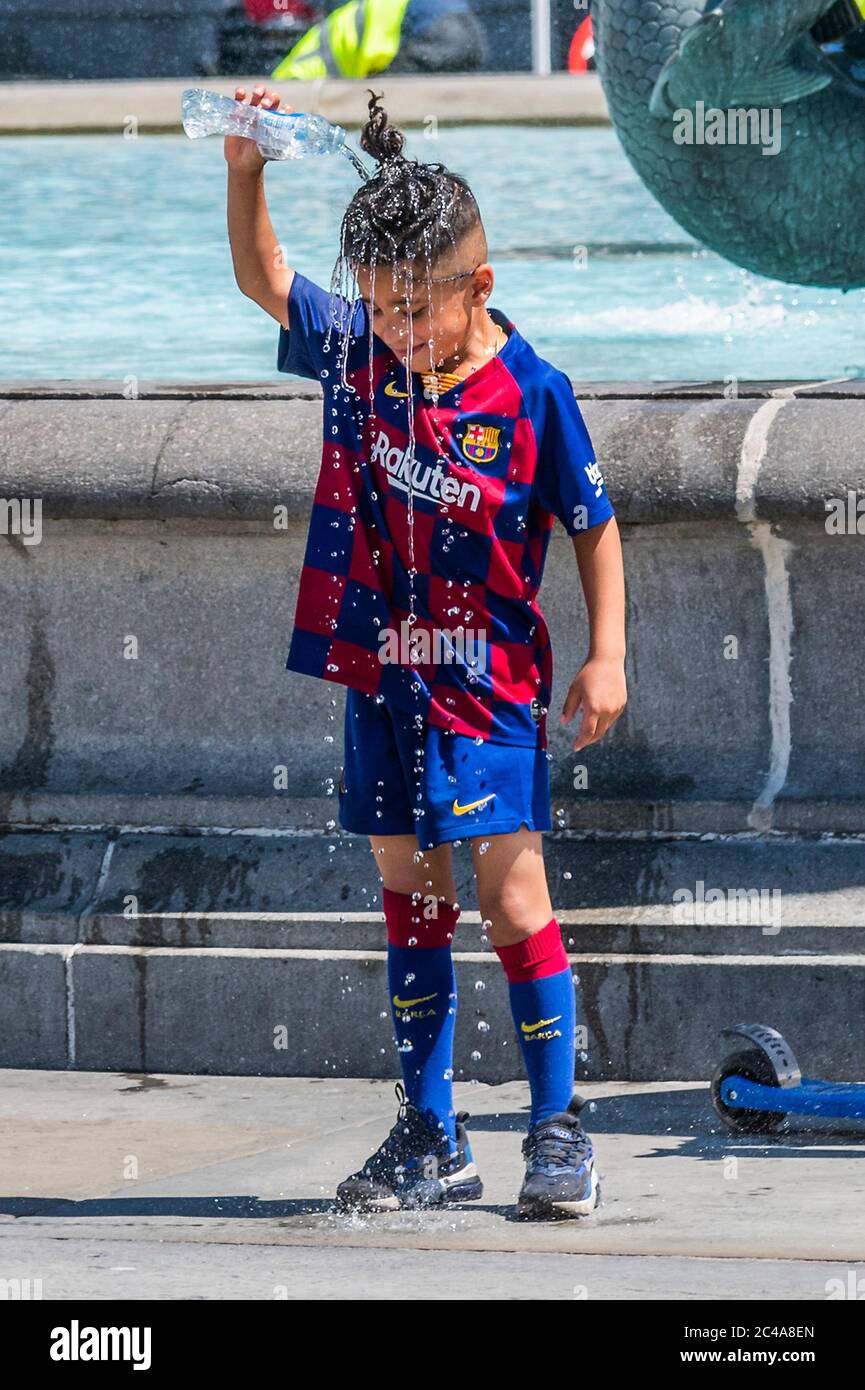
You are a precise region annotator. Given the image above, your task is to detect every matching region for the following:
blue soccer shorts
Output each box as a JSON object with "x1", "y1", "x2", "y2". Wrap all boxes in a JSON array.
[{"x1": 338, "y1": 687, "x2": 552, "y2": 849}]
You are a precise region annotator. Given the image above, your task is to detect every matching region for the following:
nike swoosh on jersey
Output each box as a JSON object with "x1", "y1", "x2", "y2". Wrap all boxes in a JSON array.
[
  {"x1": 384, "y1": 381, "x2": 410, "y2": 398},
  {"x1": 521, "y1": 1015, "x2": 563, "y2": 1034},
  {"x1": 393, "y1": 992, "x2": 438, "y2": 1008},
  {"x1": 452, "y1": 793, "x2": 497, "y2": 816}
]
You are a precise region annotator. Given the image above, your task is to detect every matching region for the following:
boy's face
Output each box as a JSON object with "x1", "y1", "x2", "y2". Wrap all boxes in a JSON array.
[{"x1": 352, "y1": 252, "x2": 493, "y2": 371}]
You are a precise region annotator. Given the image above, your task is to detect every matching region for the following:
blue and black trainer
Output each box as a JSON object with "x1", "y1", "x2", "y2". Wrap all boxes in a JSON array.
[
  {"x1": 335, "y1": 1081, "x2": 484, "y2": 1212},
  {"x1": 517, "y1": 1094, "x2": 601, "y2": 1220}
]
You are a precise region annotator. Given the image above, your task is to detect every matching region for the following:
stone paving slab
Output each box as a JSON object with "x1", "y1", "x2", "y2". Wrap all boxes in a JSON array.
[{"x1": 1, "y1": 1070, "x2": 863, "y2": 1298}]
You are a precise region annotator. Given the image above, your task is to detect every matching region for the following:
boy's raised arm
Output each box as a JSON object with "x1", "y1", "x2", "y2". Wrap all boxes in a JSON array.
[{"x1": 226, "y1": 85, "x2": 295, "y2": 328}]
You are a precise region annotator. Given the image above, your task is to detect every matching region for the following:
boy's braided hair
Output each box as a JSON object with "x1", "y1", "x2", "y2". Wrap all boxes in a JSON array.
[{"x1": 340, "y1": 88, "x2": 483, "y2": 270}]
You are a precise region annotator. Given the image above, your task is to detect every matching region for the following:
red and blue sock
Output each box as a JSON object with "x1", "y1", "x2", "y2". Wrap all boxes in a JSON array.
[
  {"x1": 495, "y1": 917, "x2": 576, "y2": 1128},
  {"x1": 384, "y1": 887, "x2": 460, "y2": 1150}
]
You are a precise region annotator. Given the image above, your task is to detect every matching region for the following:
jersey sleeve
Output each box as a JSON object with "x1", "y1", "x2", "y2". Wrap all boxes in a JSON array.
[
  {"x1": 532, "y1": 370, "x2": 614, "y2": 535},
  {"x1": 276, "y1": 270, "x2": 367, "y2": 382}
]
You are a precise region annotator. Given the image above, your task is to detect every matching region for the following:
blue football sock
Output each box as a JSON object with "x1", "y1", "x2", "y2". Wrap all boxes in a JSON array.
[
  {"x1": 495, "y1": 918, "x2": 577, "y2": 1128},
  {"x1": 384, "y1": 888, "x2": 460, "y2": 1149}
]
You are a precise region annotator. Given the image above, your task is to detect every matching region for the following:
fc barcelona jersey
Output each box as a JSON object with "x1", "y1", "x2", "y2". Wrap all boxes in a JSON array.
[{"x1": 278, "y1": 271, "x2": 615, "y2": 748}]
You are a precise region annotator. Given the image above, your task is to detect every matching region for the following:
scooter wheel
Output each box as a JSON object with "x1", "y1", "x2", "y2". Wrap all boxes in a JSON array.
[{"x1": 710, "y1": 1048, "x2": 787, "y2": 1133}]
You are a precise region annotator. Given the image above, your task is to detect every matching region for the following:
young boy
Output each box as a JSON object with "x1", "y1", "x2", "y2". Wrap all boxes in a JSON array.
[{"x1": 227, "y1": 85, "x2": 627, "y2": 1220}]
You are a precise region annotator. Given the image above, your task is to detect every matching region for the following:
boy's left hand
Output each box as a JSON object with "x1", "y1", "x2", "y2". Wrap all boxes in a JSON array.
[{"x1": 559, "y1": 657, "x2": 627, "y2": 751}]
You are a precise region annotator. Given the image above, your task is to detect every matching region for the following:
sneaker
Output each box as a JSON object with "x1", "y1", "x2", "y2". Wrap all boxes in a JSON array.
[
  {"x1": 517, "y1": 1093, "x2": 601, "y2": 1220},
  {"x1": 335, "y1": 1081, "x2": 484, "y2": 1212}
]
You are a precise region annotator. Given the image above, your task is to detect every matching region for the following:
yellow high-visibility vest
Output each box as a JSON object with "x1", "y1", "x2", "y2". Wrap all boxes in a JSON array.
[{"x1": 272, "y1": 0, "x2": 412, "y2": 80}]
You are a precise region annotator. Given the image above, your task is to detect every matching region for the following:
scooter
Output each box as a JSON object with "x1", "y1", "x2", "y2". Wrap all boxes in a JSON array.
[{"x1": 711, "y1": 1022, "x2": 865, "y2": 1133}]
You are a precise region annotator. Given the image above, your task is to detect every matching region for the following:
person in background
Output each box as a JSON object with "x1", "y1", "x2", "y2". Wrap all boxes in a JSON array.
[
  {"x1": 218, "y1": 0, "x2": 322, "y2": 75},
  {"x1": 244, "y1": 0, "x2": 319, "y2": 24},
  {"x1": 270, "y1": 0, "x2": 486, "y2": 79}
]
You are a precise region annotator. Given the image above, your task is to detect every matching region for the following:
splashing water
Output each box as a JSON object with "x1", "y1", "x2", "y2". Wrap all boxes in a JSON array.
[
  {"x1": 316, "y1": 159, "x2": 470, "y2": 824},
  {"x1": 341, "y1": 147, "x2": 372, "y2": 181}
]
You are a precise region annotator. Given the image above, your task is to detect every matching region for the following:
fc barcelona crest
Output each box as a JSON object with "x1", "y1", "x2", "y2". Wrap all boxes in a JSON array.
[{"x1": 461, "y1": 422, "x2": 501, "y2": 464}]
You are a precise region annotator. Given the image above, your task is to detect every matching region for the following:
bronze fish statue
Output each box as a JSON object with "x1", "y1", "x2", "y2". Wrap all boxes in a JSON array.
[{"x1": 592, "y1": 0, "x2": 865, "y2": 286}]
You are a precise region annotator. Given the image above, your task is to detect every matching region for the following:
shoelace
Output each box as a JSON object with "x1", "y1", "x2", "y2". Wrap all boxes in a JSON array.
[
  {"x1": 522, "y1": 1121, "x2": 592, "y2": 1172},
  {"x1": 362, "y1": 1082, "x2": 444, "y2": 1177}
]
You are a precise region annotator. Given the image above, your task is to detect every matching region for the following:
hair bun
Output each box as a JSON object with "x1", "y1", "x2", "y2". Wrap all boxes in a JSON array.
[{"x1": 359, "y1": 87, "x2": 406, "y2": 165}]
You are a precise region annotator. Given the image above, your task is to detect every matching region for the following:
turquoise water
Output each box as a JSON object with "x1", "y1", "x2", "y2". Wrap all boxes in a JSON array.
[{"x1": 2, "y1": 128, "x2": 864, "y2": 382}]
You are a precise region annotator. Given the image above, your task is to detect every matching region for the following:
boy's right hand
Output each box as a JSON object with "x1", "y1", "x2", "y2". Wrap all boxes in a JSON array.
[{"x1": 224, "y1": 84, "x2": 294, "y2": 174}]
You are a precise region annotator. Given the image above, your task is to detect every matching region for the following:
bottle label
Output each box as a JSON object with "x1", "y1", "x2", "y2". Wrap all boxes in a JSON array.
[{"x1": 258, "y1": 110, "x2": 300, "y2": 132}]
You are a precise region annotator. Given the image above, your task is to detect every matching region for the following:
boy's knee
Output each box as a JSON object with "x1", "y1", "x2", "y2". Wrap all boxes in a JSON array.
[
  {"x1": 478, "y1": 885, "x2": 551, "y2": 944},
  {"x1": 370, "y1": 837, "x2": 457, "y2": 905}
]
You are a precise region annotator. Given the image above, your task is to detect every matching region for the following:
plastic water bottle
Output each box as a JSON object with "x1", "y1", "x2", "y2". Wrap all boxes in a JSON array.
[{"x1": 181, "y1": 88, "x2": 349, "y2": 161}]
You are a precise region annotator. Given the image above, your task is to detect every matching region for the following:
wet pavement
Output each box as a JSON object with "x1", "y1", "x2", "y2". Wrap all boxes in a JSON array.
[{"x1": 1, "y1": 1069, "x2": 864, "y2": 1299}]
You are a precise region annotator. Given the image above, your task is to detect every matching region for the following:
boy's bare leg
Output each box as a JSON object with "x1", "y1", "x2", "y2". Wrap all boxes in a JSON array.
[
  {"x1": 470, "y1": 826, "x2": 554, "y2": 945},
  {"x1": 369, "y1": 834, "x2": 457, "y2": 904}
]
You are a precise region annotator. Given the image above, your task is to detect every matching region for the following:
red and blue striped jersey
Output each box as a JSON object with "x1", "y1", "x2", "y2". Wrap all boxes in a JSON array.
[{"x1": 278, "y1": 271, "x2": 614, "y2": 748}]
